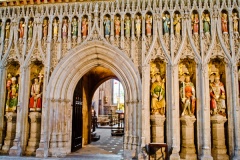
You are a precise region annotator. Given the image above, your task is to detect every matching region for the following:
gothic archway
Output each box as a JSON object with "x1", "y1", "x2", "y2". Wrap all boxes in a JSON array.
[{"x1": 41, "y1": 40, "x2": 142, "y2": 157}]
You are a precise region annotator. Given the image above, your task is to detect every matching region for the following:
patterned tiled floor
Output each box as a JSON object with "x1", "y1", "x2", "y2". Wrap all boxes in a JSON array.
[{"x1": 91, "y1": 128, "x2": 124, "y2": 155}]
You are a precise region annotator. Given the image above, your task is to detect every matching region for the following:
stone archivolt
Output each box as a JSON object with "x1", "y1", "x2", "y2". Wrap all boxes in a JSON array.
[{"x1": 0, "y1": 0, "x2": 239, "y2": 159}]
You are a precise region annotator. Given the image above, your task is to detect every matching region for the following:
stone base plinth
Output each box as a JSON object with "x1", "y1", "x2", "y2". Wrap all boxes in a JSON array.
[
  {"x1": 1, "y1": 112, "x2": 17, "y2": 154},
  {"x1": 180, "y1": 116, "x2": 197, "y2": 160},
  {"x1": 211, "y1": 115, "x2": 229, "y2": 160},
  {"x1": 150, "y1": 115, "x2": 165, "y2": 143},
  {"x1": 25, "y1": 112, "x2": 41, "y2": 156},
  {"x1": 150, "y1": 115, "x2": 166, "y2": 159}
]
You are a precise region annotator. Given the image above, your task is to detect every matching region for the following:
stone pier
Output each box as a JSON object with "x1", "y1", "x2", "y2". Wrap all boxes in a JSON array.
[
  {"x1": 210, "y1": 115, "x2": 229, "y2": 160},
  {"x1": 1, "y1": 112, "x2": 17, "y2": 154},
  {"x1": 25, "y1": 112, "x2": 41, "y2": 156},
  {"x1": 180, "y1": 115, "x2": 197, "y2": 160}
]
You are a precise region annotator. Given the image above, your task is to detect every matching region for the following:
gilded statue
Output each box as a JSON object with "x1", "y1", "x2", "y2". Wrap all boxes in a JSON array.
[
  {"x1": 173, "y1": 13, "x2": 181, "y2": 34},
  {"x1": 53, "y1": 18, "x2": 58, "y2": 38},
  {"x1": 210, "y1": 74, "x2": 226, "y2": 116},
  {"x1": 180, "y1": 75, "x2": 196, "y2": 116},
  {"x1": 42, "y1": 19, "x2": 48, "y2": 39},
  {"x1": 135, "y1": 15, "x2": 141, "y2": 37},
  {"x1": 5, "y1": 22, "x2": 10, "y2": 39},
  {"x1": 151, "y1": 74, "x2": 165, "y2": 115},
  {"x1": 232, "y1": 12, "x2": 239, "y2": 33}
]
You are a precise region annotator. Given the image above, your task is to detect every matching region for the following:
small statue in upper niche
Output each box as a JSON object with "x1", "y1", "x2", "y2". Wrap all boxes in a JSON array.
[
  {"x1": 114, "y1": 16, "x2": 121, "y2": 38},
  {"x1": 180, "y1": 75, "x2": 196, "y2": 116},
  {"x1": 135, "y1": 15, "x2": 141, "y2": 37},
  {"x1": 163, "y1": 13, "x2": 170, "y2": 35},
  {"x1": 232, "y1": 12, "x2": 239, "y2": 33},
  {"x1": 28, "y1": 19, "x2": 33, "y2": 40},
  {"x1": 221, "y1": 13, "x2": 228, "y2": 33},
  {"x1": 18, "y1": 20, "x2": 25, "y2": 39},
  {"x1": 173, "y1": 13, "x2": 181, "y2": 35},
  {"x1": 192, "y1": 14, "x2": 199, "y2": 34},
  {"x1": 150, "y1": 74, "x2": 165, "y2": 115},
  {"x1": 81, "y1": 17, "x2": 88, "y2": 38},
  {"x1": 42, "y1": 19, "x2": 48, "y2": 39},
  {"x1": 62, "y1": 18, "x2": 68, "y2": 40},
  {"x1": 124, "y1": 16, "x2": 131, "y2": 38},
  {"x1": 72, "y1": 17, "x2": 78, "y2": 38},
  {"x1": 104, "y1": 16, "x2": 111, "y2": 37},
  {"x1": 146, "y1": 14, "x2": 152, "y2": 37},
  {"x1": 202, "y1": 13, "x2": 211, "y2": 34},
  {"x1": 5, "y1": 22, "x2": 10, "y2": 39},
  {"x1": 53, "y1": 18, "x2": 58, "y2": 38}
]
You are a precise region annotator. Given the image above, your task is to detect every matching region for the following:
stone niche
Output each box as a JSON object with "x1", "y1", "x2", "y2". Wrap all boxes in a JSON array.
[
  {"x1": 25, "y1": 61, "x2": 44, "y2": 156},
  {"x1": 178, "y1": 58, "x2": 197, "y2": 160},
  {"x1": 209, "y1": 58, "x2": 229, "y2": 160},
  {"x1": 1, "y1": 61, "x2": 20, "y2": 154},
  {"x1": 149, "y1": 58, "x2": 166, "y2": 159}
]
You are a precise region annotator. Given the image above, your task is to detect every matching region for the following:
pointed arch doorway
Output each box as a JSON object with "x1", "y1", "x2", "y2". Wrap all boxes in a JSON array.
[{"x1": 45, "y1": 41, "x2": 142, "y2": 157}]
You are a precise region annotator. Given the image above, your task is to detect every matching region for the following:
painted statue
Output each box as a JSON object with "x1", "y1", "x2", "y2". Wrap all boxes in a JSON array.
[
  {"x1": 72, "y1": 17, "x2": 78, "y2": 38},
  {"x1": 221, "y1": 13, "x2": 228, "y2": 33},
  {"x1": 29, "y1": 75, "x2": 43, "y2": 112},
  {"x1": 233, "y1": 12, "x2": 239, "y2": 33},
  {"x1": 210, "y1": 75, "x2": 226, "y2": 116},
  {"x1": 146, "y1": 14, "x2": 152, "y2": 37},
  {"x1": 81, "y1": 17, "x2": 88, "y2": 38},
  {"x1": 163, "y1": 13, "x2": 170, "y2": 34},
  {"x1": 192, "y1": 14, "x2": 199, "y2": 34},
  {"x1": 18, "y1": 20, "x2": 25, "y2": 39},
  {"x1": 42, "y1": 19, "x2": 48, "y2": 39},
  {"x1": 124, "y1": 16, "x2": 131, "y2": 38},
  {"x1": 6, "y1": 76, "x2": 18, "y2": 112},
  {"x1": 53, "y1": 19, "x2": 58, "y2": 38},
  {"x1": 114, "y1": 16, "x2": 121, "y2": 37},
  {"x1": 28, "y1": 20, "x2": 33, "y2": 40},
  {"x1": 180, "y1": 75, "x2": 196, "y2": 116},
  {"x1": 203, "y1": 13, "x2": 211, "y2": 33},
  {"x1": 173, "y1": 13, "x2": 181, "y2": 34},
  {"x1": 104, "y1": 16, "x2": 111, "y2": 37},
  {"x1": 135, "y1": 15, "x2": 141, "y2": 37},
  {"x1": 151, "y1": 74, "x2": 165, "y2": 115},
  {"x1": 62, "y1": 18, "x2": 68, "y2": 39},
  {"x1": 5, "y1": 22, "x2": 10, "y2": 39}
]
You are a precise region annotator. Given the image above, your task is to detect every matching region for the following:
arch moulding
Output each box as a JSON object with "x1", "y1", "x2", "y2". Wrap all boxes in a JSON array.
[{"x1": 41, "y1": 40, "x2": 142, "y2": 157}]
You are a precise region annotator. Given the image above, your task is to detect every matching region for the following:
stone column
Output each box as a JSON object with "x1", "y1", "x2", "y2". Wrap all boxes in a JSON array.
[
  {"x1": 180, "y1": 116, "x2": 197, "y2": 160},
  {"x1": 1, "y1": 112, "x2": 17, "y2": 153},
  {"x1": 25, "y1": 112, "x2": 41, "y2": 156},
  {"x1": 210, "y1": 115, "x2": 229, "y2": 160},
  {"x1": 150, "y1": 115, "x2": 165, "y2": 143}
]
